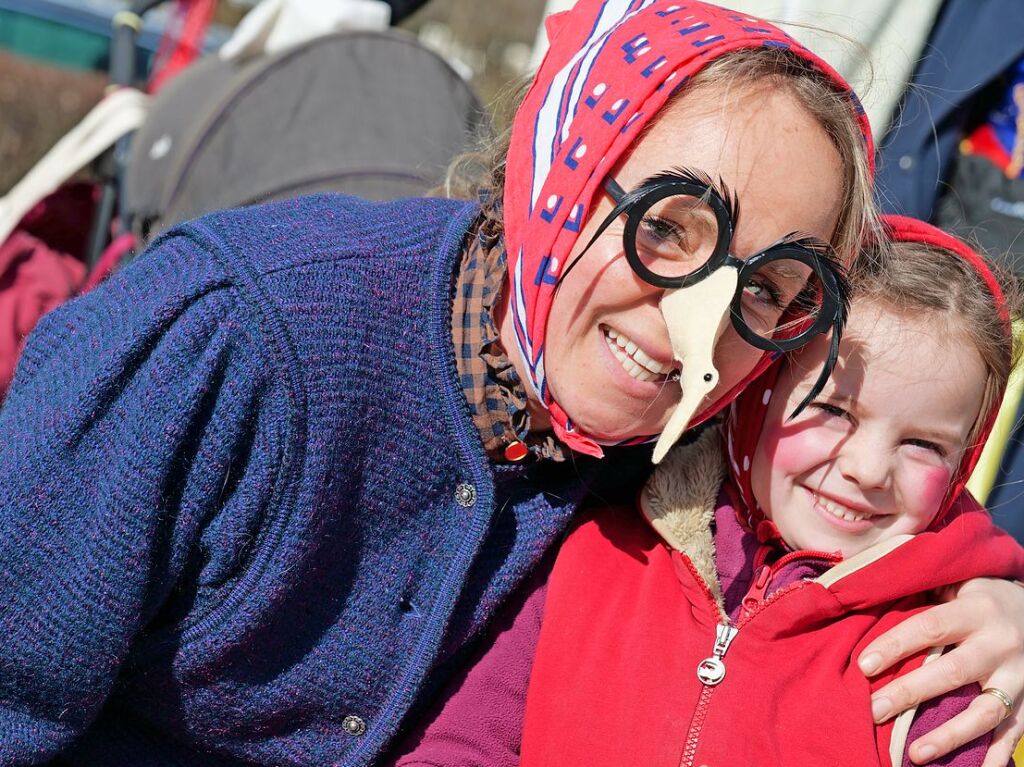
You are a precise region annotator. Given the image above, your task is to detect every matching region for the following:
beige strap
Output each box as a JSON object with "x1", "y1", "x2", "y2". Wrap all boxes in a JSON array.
[
  {"x1": 0, "y1": 88, "x2": 150, "y2": 245},
  {"x1": 889, "y1": 646, "x2": 945, "y2": 765}
]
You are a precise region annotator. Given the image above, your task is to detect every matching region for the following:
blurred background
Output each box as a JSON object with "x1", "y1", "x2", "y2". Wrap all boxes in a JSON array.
[{"x1": 0, "y1": 0, "x2": 551, "y2": 194}]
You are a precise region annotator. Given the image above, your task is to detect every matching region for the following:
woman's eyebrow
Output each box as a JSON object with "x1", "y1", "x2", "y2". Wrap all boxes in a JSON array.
[
  {"x1": 757, "y1": 261, "x2": 807, "y2": 282},
  {"x1": 778, "y1": 233, "x2": 835, "y2": 255},
  {"x1": 649, "y1": 166, "x2": 740, "y2": 224}
]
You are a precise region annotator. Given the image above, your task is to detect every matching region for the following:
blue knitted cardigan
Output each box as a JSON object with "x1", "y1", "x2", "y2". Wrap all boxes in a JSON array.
[{"x1": 0, "y1": 194, "x2": 648, "y2": 765}]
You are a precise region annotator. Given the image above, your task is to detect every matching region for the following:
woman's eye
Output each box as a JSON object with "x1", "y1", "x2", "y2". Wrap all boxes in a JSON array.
[
  {"x1": 639, "y1": 215, "x2": 686, "y2": 247},
  {"x1": 742, "y1": 278, "x2": 784, "y2": 309}
]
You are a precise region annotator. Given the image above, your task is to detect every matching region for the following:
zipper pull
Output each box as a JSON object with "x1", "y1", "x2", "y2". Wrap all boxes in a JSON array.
[
  {"x1": 696, "y1": 622, "x2": 739, "y2": 686},
  {"x1": 740, "y1": 564, "x2": 772, "y2": 619}
]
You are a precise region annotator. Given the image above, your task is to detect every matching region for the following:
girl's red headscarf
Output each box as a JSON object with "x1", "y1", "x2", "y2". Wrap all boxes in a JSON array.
[
  {"x1": 503, "y1": 0, "x2": 873, "y2": 458},
  {"x1": 724, "y1": 215, "x2": 1012, "y2": 541}
]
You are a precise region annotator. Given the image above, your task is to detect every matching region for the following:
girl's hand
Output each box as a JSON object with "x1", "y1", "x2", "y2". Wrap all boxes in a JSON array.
[{"x1": 857, "y1": 578, "x2": 1024, "y2": 766}]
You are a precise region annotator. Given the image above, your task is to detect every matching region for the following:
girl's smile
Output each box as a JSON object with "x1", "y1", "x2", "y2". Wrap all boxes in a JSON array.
[
  {"x1": 805, "y1": 487, "x2": 887, "y2": 533},
  {"x1": 751, "y1": 300, "x2": 987, "y2": 557}
]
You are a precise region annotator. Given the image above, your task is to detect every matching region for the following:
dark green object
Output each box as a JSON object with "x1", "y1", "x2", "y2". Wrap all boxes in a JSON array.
[
  {"x1": 0, "y1": 9, "x2": 112, "y2": 70},
  {"x1": 0, "y1": 0, "x2": 225, "y2": 73}
]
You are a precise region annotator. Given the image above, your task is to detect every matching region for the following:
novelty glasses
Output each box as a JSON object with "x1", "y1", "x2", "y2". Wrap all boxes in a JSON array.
[{"x1": 563, "y1": 169, "x2": 847, "y2": 354}]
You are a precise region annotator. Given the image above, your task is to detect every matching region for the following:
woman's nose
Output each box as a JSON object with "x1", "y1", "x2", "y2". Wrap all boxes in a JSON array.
[
  {"x1": 652, "y1": 265, "x2": 739, "y2": 463},
  {"x1": 835, "y1": 434, "x2": 892, "y2": 491}
]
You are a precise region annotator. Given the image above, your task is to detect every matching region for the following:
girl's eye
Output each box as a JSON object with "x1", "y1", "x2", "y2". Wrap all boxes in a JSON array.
[
  {"x1": 812, "y1": 402, "x2": 847, "y2": 419},
  {"x1": 904, "y1": 438, "x2": 947, "y2": 458}
]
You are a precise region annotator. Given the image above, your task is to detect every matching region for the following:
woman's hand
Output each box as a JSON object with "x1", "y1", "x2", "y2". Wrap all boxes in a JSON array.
[{"x1": 857, "y1": 578, "x2": 1024, "y2": 766}]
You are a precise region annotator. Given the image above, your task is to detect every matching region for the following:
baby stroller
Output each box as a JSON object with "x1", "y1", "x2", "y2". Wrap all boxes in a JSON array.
[{"x1": 121, "y1": 23, "x2": 486, "y2": 246}]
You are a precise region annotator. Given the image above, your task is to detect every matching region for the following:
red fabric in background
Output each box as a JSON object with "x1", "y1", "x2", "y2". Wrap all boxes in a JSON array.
[
  {"x1": 0, "y1": 230, "x2": 85, "y2": 395},
  {"x1": 0, "y1": 183, "x2": 129, "y2": 399},
  {"x1": 148, "y1": 0, "x2": 216, "y2": 93},
  {"x1": 16, "y1": 182, "x2": 97, "y2": 257}
]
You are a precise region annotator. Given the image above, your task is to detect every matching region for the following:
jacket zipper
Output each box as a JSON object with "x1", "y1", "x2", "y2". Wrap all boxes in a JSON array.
[
  {"x1": 677, "y1": 556, "x2": 749, "y2": 767},
  {"x1": 678, "y1": 550, "x2": 836, "y2": 767}
]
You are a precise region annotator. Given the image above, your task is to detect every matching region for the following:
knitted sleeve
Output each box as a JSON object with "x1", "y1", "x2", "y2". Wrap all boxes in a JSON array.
[{"x1": 0, "y1": 230, "x2": 280, "y2": 762}]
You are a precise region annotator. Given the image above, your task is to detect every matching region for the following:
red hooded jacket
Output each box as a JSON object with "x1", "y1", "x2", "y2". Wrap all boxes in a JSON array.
[{"x1": 519, "y1": 430, "x2": 1024, "y2": 767}]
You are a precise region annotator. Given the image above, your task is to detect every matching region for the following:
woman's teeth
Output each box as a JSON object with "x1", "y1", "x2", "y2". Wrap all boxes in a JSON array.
[
  {"x1": 816, "y1": 495, "x2": 874, "y2": 523},
  {"x1": 604, "y1": 328, "x2": 675, "y2": 383}
]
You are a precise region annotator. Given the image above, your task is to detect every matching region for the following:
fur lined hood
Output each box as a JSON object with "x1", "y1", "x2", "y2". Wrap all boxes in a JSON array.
[{"x1": 636, "y1": 426, "x2": 1024, "y2": 613}]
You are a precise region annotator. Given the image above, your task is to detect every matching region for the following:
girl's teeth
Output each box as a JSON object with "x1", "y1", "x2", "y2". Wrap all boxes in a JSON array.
[{"x1": 817, "y1": 495, "x2": 872, "y2": 522}]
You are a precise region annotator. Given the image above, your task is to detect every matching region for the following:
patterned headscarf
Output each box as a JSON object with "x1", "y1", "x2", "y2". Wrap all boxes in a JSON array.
[
  {"x1": 503, "y1": 0, "x2": 873, "y2": 457},
  {"x1": 725, "y1": 215, "x2": 1012, "y2": 540}
]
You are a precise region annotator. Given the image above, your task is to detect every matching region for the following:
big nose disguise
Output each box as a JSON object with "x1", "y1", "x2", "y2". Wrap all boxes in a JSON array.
[
  {"x1": 653, "y1": 268, "x2": 739, "y2": 463},
  {"x1": 573, "y1": 173, "x2": 847, "y2": 463}
]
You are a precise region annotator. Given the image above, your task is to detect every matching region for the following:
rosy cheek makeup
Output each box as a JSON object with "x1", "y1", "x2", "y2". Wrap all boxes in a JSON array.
[
  {"x1": 760, "y1": 422, "x2": 839, "y2": 480},
  {"x1": 908, "y1": 465, "x2": 953, "y2": 525}
]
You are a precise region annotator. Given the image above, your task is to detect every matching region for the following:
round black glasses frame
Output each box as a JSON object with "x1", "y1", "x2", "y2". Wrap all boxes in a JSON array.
[{"x1": 594, "y1": 173, "x2": 846, "y2": 353}]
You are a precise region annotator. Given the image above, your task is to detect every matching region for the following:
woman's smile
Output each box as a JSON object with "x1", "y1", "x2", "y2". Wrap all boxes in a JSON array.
[{"x1": 601, "y1": 325, "x2": 677, "y2": 384}]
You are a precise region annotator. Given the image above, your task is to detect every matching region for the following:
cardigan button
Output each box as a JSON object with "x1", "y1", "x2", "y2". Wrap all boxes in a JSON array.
[
  {"x1": 455, "y1": 483, "x2": 477, "y2": 508},
  {"x1": 342, "y1": 715, "x2": 367, "y2": 737}
]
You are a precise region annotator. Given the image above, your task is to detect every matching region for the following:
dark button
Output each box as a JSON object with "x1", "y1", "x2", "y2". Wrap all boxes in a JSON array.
[
  {"x1": 342, "y1": 715, "x2": 367, "y2": 737},
  {"x1": 455, "y1": 483, "x2": 477, "y2": 507}
]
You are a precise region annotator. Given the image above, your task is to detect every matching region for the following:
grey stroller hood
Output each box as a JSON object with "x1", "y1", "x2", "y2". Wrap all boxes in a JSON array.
[{"x1": 123, "y1": 28, "x2": 486, "y2": 243}]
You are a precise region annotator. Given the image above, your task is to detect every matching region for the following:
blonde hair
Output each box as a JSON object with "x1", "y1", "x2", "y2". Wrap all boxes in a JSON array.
[
  {"x1": 850, "y1": 240, "x2": 1023, "y2": 453},
  {"x1": 444, "y1": 46, "x2": 878, "y2": 264}
]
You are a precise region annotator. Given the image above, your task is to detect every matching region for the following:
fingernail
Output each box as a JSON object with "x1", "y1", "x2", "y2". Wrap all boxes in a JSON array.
[
  {"x1": 859, "y1": 652, "x2": 882, "y2": 675},
  {"x1": 915, "y1": 744, "x2": 938, "y2": 763},
  {"x1": 871, "y1": 696, "x2": 893, "y2": 722}
]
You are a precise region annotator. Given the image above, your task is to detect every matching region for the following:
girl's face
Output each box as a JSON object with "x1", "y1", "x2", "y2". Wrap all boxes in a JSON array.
[
  {"x1": 750, "y1": 300, "x2": 987, "y2": 558},
  {"x1": 540, "y1": 82, "x2": 844, "y2": 442}
]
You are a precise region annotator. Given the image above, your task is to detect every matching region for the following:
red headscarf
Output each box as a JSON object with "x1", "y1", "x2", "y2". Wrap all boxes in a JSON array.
[
  {"x1": 724, "y1": 215, "x2": 1012, "y2": 541},
  {"x1": 503, "y1": 0, "x2": 874, "y2": 458}
]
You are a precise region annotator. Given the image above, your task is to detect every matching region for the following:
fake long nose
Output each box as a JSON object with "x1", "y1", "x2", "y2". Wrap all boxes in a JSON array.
[{"x1": 651, "y1": 267, "x2": 739, "y2": 464}]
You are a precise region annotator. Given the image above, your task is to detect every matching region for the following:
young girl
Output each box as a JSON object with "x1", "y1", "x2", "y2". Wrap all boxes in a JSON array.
[
  {"x1": 520, "y1": 217, "x2": 1024, "y2": 767},
  {"x1": 394, "y1": 217, "x2": 1024, "y2": 767}
]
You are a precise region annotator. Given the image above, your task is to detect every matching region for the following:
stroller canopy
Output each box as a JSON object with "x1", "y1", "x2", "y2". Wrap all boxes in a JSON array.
[{"x1": 123, "y1": 28, "x2": 486, "y2": 242}]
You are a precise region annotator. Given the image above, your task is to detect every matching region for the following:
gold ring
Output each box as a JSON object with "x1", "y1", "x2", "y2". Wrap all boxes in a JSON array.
[{"x1": 981, "y1": 687, "x2": 1015, "y2": 715}]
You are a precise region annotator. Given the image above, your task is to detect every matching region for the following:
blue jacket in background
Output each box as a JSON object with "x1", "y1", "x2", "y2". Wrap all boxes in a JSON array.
[
  {"x1": 875, "y1": 0, "x2": 1024, "y2": 540},
  {"x1": 0, "y1": 193, "x2": 645, "y2": 765},
  {"x1": 875, "y1": 0, "x2": 1024, "y2": 220}
]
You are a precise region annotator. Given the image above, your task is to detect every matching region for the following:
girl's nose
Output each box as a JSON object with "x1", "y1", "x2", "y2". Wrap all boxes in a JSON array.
[{"x1": 835, "y1": 434, "x2": 892, "y2": 491}]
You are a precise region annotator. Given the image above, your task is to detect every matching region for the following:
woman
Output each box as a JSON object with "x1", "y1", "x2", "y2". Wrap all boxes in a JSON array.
[{"x1": 0, "y1": 2, "x2": 1019, "y2": 765}]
